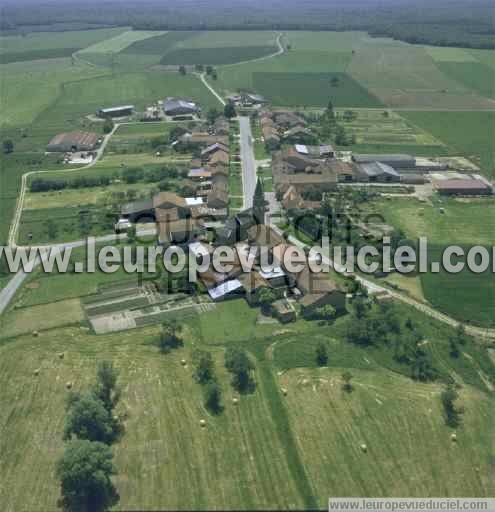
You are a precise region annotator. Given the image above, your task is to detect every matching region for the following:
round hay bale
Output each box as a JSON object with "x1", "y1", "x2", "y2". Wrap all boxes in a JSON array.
[
  {"x1": 34, "y1": 368, "x2": 40, "y2": 376},
  {"x1": 360, "y1": 443, "x2": 368, "y2": 453},
  {"x1": 281, "y1": 387, "x2": 288, "y2": 396},
  {"x1": 180, "y1": 359, "x2": 187, "y2": 366},
  {"x1": 58, "y1": 352, "x2": 65, "y2": 360},
  {"x1": 451, "y1": 433, "x2": 457, "y2": 442},
  {"x1": 33, "y1": 331, "x2": 39, "y2": 337},
  {"x1": 199, "y1": 419, "x2": 206, "y2": 427},
  {"x1": 232, "y1": 397, "x2": 239, "y2": 405},
  {"x1": 65, "y1": 381, "x2": 73, "y2": 389}
]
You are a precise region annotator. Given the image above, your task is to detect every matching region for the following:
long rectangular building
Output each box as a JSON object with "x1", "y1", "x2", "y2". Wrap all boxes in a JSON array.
[{"x1": 47, "y1": 131, "x2": 100, "y2": 153}]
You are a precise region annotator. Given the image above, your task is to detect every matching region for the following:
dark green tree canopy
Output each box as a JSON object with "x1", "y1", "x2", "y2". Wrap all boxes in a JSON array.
[{"x1": 56, "y1": 439, "x2": 119, "y2": 512}]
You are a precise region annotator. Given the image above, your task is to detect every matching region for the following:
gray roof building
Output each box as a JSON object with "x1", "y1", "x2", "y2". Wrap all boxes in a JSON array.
[
  {"x1": 164, "y1": 98, "x2": 200, "y2": 116},
  {"x1": 352, "y1": 154, "x2": 416, "y2": 169},
  {"x1": 355, "y1": 162, "x2": 401, "y2": 182}
]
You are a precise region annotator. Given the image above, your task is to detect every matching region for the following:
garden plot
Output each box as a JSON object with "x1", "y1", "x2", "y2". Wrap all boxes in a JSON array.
[{"x1": 84, "y1": 281, "x2": 215, "y2": 334}]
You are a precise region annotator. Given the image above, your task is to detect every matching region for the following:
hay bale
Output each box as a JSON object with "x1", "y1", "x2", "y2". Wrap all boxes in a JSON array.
[
  {"x1": 58, "y1": 352, "x2": 65, "y2": 360},
  {"x1": 33, "y1": 331, "x2": 39, "y2": 337},
  {"x1": 180, "y1": 359, "x2": 187, "y2": 366},
  {"x1": 65, "y1": 381, "x2": 73, "y2": 389},
  {"x1": 281, "y1": 388, "x2": 288, "y2": 396},
  {"x1": 360, "y1": 443, "x2": 367, "y2": 453},
  {"x1": 451, "y1": 433, "x2": 457, "y2": 442},
  {"x1": 232, "y1": 397, "x2": 239, "y2": 405},
  {"x1": 199, "y1": 419, "x2": 206, "y2": 427},
  {"x1": 33, "y1": 368, "x2": 40, "y2": 376}
]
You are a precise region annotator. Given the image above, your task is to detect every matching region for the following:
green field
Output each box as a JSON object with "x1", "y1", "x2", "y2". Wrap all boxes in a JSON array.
[
  {"x1": 0, "y1": 28, "x2": 126, "y2": 57},
  {"x1": 401, "y1": 111, "x2": 495, "y2": 175},
  {"x1": 253, "y1": 72, "x2": 382, "y2": 107},
  {"x1": 435, "y1": 62, "x2": 495, "y2": 99},
  {"x1": 160, "y1": 46, "x2": 277, "y2": 65},
  {"x1": 121, "y1": 31, "x2": 199, "y2": 55},
  {"x1": 79, "y1": 30, "x2": 167, "y2": 54}
]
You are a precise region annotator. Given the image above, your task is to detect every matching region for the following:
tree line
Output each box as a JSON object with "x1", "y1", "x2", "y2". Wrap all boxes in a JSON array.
[{"x1": 56, "y1": 361, "x2": 123, "y2": 512}]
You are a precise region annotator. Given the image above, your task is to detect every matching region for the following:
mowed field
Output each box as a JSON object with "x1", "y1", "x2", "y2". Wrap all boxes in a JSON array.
[{"x1": 0, "y1": 291, "x2": 494, "y2": 510}]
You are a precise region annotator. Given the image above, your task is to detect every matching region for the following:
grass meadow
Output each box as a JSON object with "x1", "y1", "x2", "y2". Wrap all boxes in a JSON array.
[{"x1": 0, "y1": 295, "x2": 493, "y2": 509}]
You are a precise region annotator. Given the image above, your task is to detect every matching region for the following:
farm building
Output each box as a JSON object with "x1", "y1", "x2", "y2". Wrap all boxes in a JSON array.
[
  {"x1": 354, "y1": 162, "x2": 401, "y2": 183},
  {"x1": 294, "y1": 144, "x2": 335, "y2": 158},
  {"x1": 164, "y1": 98, "x2": 200, "y2": 117},
  {"x1": 432, "y1": 178, "x2": 492, "y2": 196},
  {"x1": 97, "y1": 105, "x2": 135, "y2": 118},
  {"x1": 46, "y1": 131, "x2": 100, "y2": 153},
  {"x1": 352, "y1": 154, "x2": 416, "y2": 169}
]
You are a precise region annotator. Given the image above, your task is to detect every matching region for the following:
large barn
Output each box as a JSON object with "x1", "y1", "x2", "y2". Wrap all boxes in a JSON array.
[
  {"x1": 46, "y1": 131, "x2": 100, "y2": 153},
  {"x1": 96, "y1": 105, "x2": 135, "y2": 118},
  {"x1": 164, "y1": 98, "x2": 200, "y2": 117}
]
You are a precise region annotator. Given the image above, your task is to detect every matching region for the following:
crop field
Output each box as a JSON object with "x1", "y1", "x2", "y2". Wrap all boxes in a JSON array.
[
  {"x1": 0, "y1": 28, "x2": 126, "y2": 58},
  {"x1": 368, "y1": 197, "x2": 495, "y2": 327},
  {"x1": 78, "y1": 30, "x2": 167, "y2": 54},
  {"x1": 0, "y1": 293, "x2": 494, "y2": 509},
  {"x1": 121, "y1": 31, "x2": 199, "y2": 55},
  {"x1": 401, "y1": 111, "x2": 495, "y2": 175},
  {"x1": 337, "y1": 109, "x2": 444, "y2": 148},
  {"x1": 211, "y1": 31, "x2": 495, "y2": 109},
  {"x1": 420, "y1": 245, "x2": 495, "y2": 328},
  {"x1": 252, "y1": 72, "x2": 382, "y2": 107},
  {"x1": 0, "y1": 60, "x2": 107, "y2": 127},
  {"x1": 160, "y1": 46, "x2": 278, "y2": 65}
]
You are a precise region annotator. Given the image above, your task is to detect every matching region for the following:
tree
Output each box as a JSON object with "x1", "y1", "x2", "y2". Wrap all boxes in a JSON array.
[
  {"x1": 207, "y1": 107, "x2": 220, "y2": 124},
  {"x1": 93, "y1": 361, "x2": 120, "y2": 413},
  {"x1": 192, "y1": 350, "x2": 215, "y2": 384},
  {"x1": 441, "y1": 384, "x2": 462, "y2": 428},
  {"x1": 224, "y1": 347, "x2": 255, "y2": 394},
  {"x1": 335, "y1": 125, "x2": 347, "y2": 145},
  {"x1": 224, "y1": 102, "x2": 236, "y2": 119},
  {"x1": 56, "y1": 439, "x2": 119, "y2": 512},
  {"x1": 255, "y1": 286, "x2": 277, "y2": 314},
  {"x1": 103, "y1": 118, "x2": 114, "y2": 134},
  {"x1": 330, "y1": 76, "x2": 340, "y2": 87},
  {"x1": 203, "y1": 380, "x2": 223, "y2": 414},
  {"x1": 205, "y1": 65, "x2": 213, "y2": 75},
  {"x1": 352, "y1": 295, "x2": 369, "y2": 319},
  {"x1": 313, "y1": 304, "x2": 336, "y2": 322},
  {"x1": 3, "y1": 139, "x2": 14, "y2": 154},
  {"x1": 159, "y1": 319, "x2": 183, "y2": 353},
  {"x1": 342, "y1": 371, "x2": 354, "y2": 393},
  {"x1": 179, "y1": 65, "x2": 186, "y2": 75},
  {"x1": 316, "y1": 341, "x2": 328, "y2": 366},
  {"x1": 325, "y1": 100, "x2": 335, "y2": 120},
  {"x1": 64, "y1": 392, "x2": 119, "y2": 444}
]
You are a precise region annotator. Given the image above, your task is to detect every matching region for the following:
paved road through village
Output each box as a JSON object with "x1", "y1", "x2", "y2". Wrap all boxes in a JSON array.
[{"x1": 239, "y1": 116, "x2": 257, "y2": 208}]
